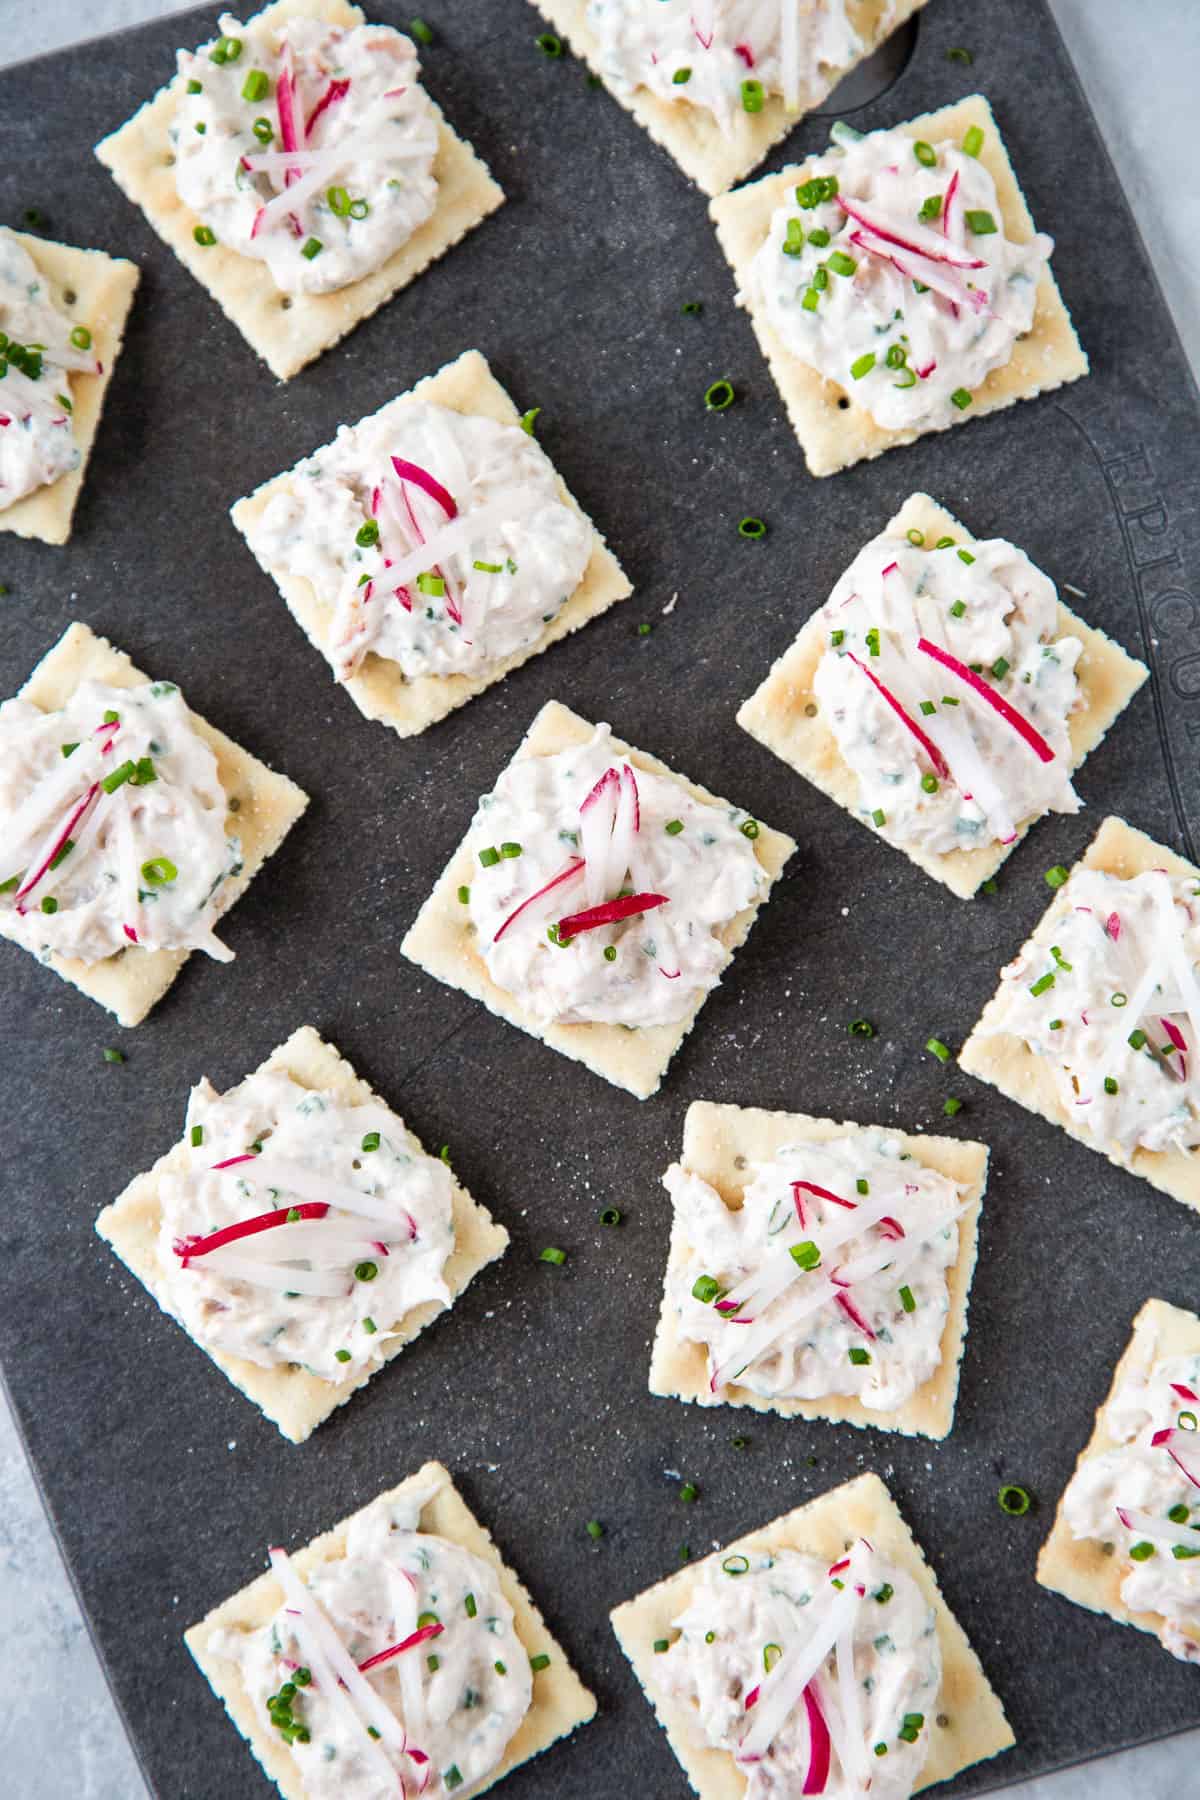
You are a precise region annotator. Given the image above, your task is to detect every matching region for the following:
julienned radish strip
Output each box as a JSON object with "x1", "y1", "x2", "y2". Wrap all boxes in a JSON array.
[
  {"x1": 173, "y1": 1201, "x2": 330, "y2": 1262},
  {"x1": 737, "y1": 1577, "x2": 862, "y2": 1761},
  {"x1": 557, "y1": 892, "x2": 668, "y2": 939},
  {"x1": 916, "y1": 636, "x2": 1056, "y2": 762},
  {"x1": 847, "y1": 652, "x2": 949, "y2": 778},
  {"x1": 1152, "y1": 1427, "x2": 1200, "y2": 1491},
  {"x1": 847, "y1": 228, "x2": 988, "y2": 314},
  {"x1": 356, "y1": 1621, "x2": 443, "y2": 1674},
  {"x1": 792, "y1": 1179, "x2": 856, "y2": 1212},
  {"x1": 390, "y1": 456, "x2": 457, "y2": 522},
  {"x1": 13, "y1": 781, "x2": 100, "y2": 913},
  {"x1": 306, "y1": 75, "x2": 350, "y2": 138},
  {"x1": 493, "y1": 858, "x2": 585, "y2": 944},
  {"x1": 834, "y1": 194, "x2": 985, "y2": 268},
  {"x1": 1115, "y1": 1505, "x2": 1200, "y2": 1552},
  {"x1": 834, "y1": 1288, "x2": 876, "y2": 1340},
  {"x1": 802, "y1": 1683, "x2": 831, "y2": 1796}
]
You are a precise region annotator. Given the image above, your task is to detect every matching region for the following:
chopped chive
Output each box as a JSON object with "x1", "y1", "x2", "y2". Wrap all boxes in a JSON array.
[
  {"x1": 599, "y1": 1205, "x2": 621, "y2": 1226},
  {"x1": 738, "y1": 516, "x2": 766, "y2": 540},
  {"x1": 921, "y1": 774, "x2": 938, "y2": 794},
  {"x1": 849, "y1": 351, "x2": 876, "y2": 380},
  {"x1": 241, "y1": 69, "x2": 270, "y2": 102},
  {"x1": 1044, "y1": 864, "x2": 1070, "y2": 889},
  {"x1": 886, "y1": 344, "x2": 908, "y2": 369},
  {"x1": 1029, "y1": 972, "x2": 1055, "y2": 997},
  {"x1": 899, "y1": 1285, "x2": 916, "y2": 1313},
  {"x1": 831, "y1": 629, "x2": 845, "y2": 647},
  {"x1": 539, "y1": 1245, "x2": 567, "y2": 1265},
  {"x1": 919, "y1": 700, "x2": 935, "y2": 716},
  {"x1": 585, "y1": 1519, "x2": 604, "y2": 1541},
  {"x1": 950, "y1": 387, "x2": 973, "y2": 409},
  {"x1": 653, "y1": 1638, "x2": 670, "y2": 1652},
  {"x1": 848, "y1": 1346, "x2": 871, "y2": 1365},
  {"x1": 741, "y1": 78, "x2": 764, "y2": 113},
  {"x1": 665, "y1": 819, "x2": 684, "y2": 835},
  {"x1": 473, "y1": 559, "x2": 503, "y2": 574},
  {"x1": 672, "y1": 66, "x2": 691, "y2": 84},
  {"x1": 301, "y1": 237, "x2": 323, "y2": 261},
  {"x1": 410, "y1": 17, "x2": 434, "y2": 44},
  {"x1": 416, "y1": 571, "x2": 446, "y2": 597},
  {"x1": 790, "y1": 1240, "x2": 821, "y2": 1270},
  {"x1": 946, "y1": 46, "x2": 973, "y2": 64},
  {"x1": 965, "y1": 208, "x2": 997, "y2": 235},
  {"x1": 190, "y1": 1125, "x2": 204, "y2": 1147},
  {"x1": 801, "y1": 287, "x2": 820, "y2": 311},
  {"x1": 740, "y1": 818, "x2": 760, "y2": 838},
  {"x1": 998, "y1": 1483, "x2": 1032, "y2": 1516},
  {"x1": 603, "y1": 944, "x2": 617, "y2": 962},
  {"x1": 362, "y1": 1316, "x2": 377, "y2": 1333},
  {"x1": 1128, "y1": 1028, "x2": 1148, "y2": 1050},
  {"x1": 898, "y1": 1713, "x2": 925, "y2": 1743},
  {"x1": 334, "y1": 1348, "x2": 352, "y2": 1363},
  {"x1": 102, "y1": 1047, "x2": 125, "y2": 1063},
  {"x1": 681, "y1": 299, "x2": 702, "y2": 315},
  {"x1": 849, "y1": 1017, "x2": 875, "y2": 1038},
  {"x1": 520, "y1": 407, "x2": 540, "y2": 436},
  {"x1": 991, "y1": 656, "x2": 1010, "y2": 679},
  {"x1": 827, "y1": 249, "x2": 856, "y2": 276},
  {"x1": 913, "y1": 140, "x2": 937, "y2": 166},
  {"x1": 529, "y1": 1654, "x2": 551, "y2": 1672},
  {"x1": 704, "y1": 378, "x2": 735, "y2": 411},
  {"x1": 187, "y1": 78, "x2": 202, "y2": 93},
  {"x1": 1104, "y1": 1076, "x2": 1119, "y2": 1095},
  {"x1": 535, "y1": 32, "x2": 562, "y2": 56},
  {"x1": 479, "y1": 846, "x2": 500, "y2": 867},
  {"x1": 962, "y1": 125, "x2": 985, "y2": 156},
  {"x1": 140, "y1": 856, "x2": 177, "y2": 887},
  {"x1": 957, "y1": 548, "x2": 976, "y2": 566},
  {"x1": 192, "y1": 225, "x2": 216, "y2": 246},
  {"x1": 1129, "y1": 1541, "x2": 1156, "y2": 1561},
  {"x1": 679, "y1": 1482, "x2": 699, "y2": 1504},
  {"x1": 360, "y1": 1131, "x2": 380, "y2": 1152},
  {"x1": 783, "y1": 218, "x2": 806, "y2": 258},
  {"x1": 457, "y1": 885, "x2": 470, "y2": 904},
  {"x1": 722, "y1": 1554, "x2": 750, "y2": 1576},
  {"x1": 100, "y1": 759, "x2": 136, "y2": 794},
  {"x1": 253, "y1": 116, "x2": 273, "y2": 143},
  {"x1": 871, "y1": 808, "x2": 886, "y2": 828},
  {"x1": 1169, "y1": 1504, "x2": 1191, "y2": 1524},
  {"x1": 69, "y1": 325, "x2": 92, "y2": 351},
  {"x1": 692, "y1": 1274, "x2": 721, "y2": 1304},
  {"x1": 464, "y1": 1592, "x2": 477, "y2": 1617},
  {"x1": 856, "y1": 1178, "x2": 869, "y2": 1195},
  {"x1": 808, "y1": 226, "x2": 831, "y2": 246},
  {"x1": 500, "y1": 841, "x2": 522, "y2": 859},
  {"x1": 943, "y1": 1097, "x2": 962, "y2": 1117},
  {"x1": 918, "y1": 194, "x2": 942, "y2": 222},
  {"x1": 926, "y1": 1037, "x2": 951, "y2": 1063}
]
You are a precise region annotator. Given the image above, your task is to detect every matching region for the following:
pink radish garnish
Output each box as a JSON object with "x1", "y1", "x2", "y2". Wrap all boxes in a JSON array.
[
  {"x1": 847, "y1": 652, "x2": 949, "y2": 778},
  {"x1": 802, "y1": 1683, "x2": 831, "y2": 1796},
  {"x1": 916, "y1": 637, "x2": 1055, "y2": 762},
  {"x1": 557, "y1": 893, "x2": 668, "y2": 938},
  {"x1": 390, "y1": 457, "x2": 457, "y2": 521},
  {"x1": 174, "y1": 1201, "x2": 331, "y2": 1264},
  {"x1": 306, "y1": 76, "x2": 350, "y2": 137},
  {"x1": 835, "y1": 195, "x2": 986, "y2": 268},
  {"x1": 356, "y1": 1622, "x2": 443, "y2": 1674},
  {"x1": 835, "y1": 1290, "x2": 876, "y2": 1339},
  {"x1": 493, "y1": 858, "x2": 585, "y2": 944},
  {"x1": 793, "y1": 1179, "x2": 856, "y2": 1212}
]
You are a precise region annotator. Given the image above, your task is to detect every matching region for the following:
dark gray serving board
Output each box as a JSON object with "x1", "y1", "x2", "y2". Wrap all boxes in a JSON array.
[{"x1": 2, "y1": 1, "x2": 1200, "y2": 1795}]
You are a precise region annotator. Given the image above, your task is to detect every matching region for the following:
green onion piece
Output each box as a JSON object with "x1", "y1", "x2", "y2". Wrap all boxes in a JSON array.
[
  {"x1": 444, "y1": 1768, "x2": 463, "y2": 1792},
  {"x1": 69, "y1": 326, "x2": 92, "y2": 351},
  {"x1": 672, "y1": 66, "x2": 691, "y2": 84},
  {"x1": 943, "y1": 1097, "x2": 962, "y2": 1117},
  {"x1": 722, "y1": 1554, "x2": 750, "y2": 1576},
  {"x1": 848, "y1": 1346, "x2": 871, "y2": 1365},
  {"x1": 741, "y1": 79, "x2": 764, "y2": 113},
  {"x1": 187, "y1": 78, "x2": 202, "y2": 93},
  {"x1": 1169, "y1": 1504, "x2": 1192, "y2": 1523},
  {"x1": 301, "y1": 237, "x2": 323, "y2": 261},
  {"x1": 529, "y1": 1654, "x2": 551, "y2": 1672},
  {"x1": 692, "y1": 1273, "x2": 721, "y2": 1303},
  {"x1": 1104, "y1": 1076, "x2": 1119, "y2": 1095},
  {"x1": 410, "y1": 17, "x2": 434, "y2": 44},
  {"x1": 898, "y1": 1713, "x2": 925, "y2": 1743},
  {"x1": 732, "y1": 1435, "x2": 749, "y2": 1449},
  {"x1": 808, "y1": 226, "x2": 831, "y2": 247},
  {"x1": 948, "y1": 600, "x2": 967, "y2": 620},
  {"x1": 990, "y1": 656, "x2": 1010, "y2": 679},
  {"x1": 782, "y1": 218, "x2": 806, "y2": 258},
  {"x1": 918, "y1": 194, "x2": 942, "y2": 222},
  {"x1": 680, "y1": 1482, "x2": 698, "y2": 1503},
  {"x1": 457, "y1": 884, "x2": 470, "y2": 904},
  {"x1": 997, "y1": 1483, "x2": 1032, "y2": 1516},
  {"x1": 957, "y1": 548, "x2": 975, "y2": 566},
  {"x1": 539, "y1": 1246, "x2": 567, "y2": 1265},
  {"x1": 704, "y1": 378, "x2": 735, "y2": 411},
  {"x1": 790, "y1": 1240, "x2": 821, "y2": 1271},
  {"x1": 464, "y1": 1592, "x2": 477, "y2": 1618},
  {"x1": 636, "y1": 621, "x2": 652, "y2": 637},
  {"x1": 1128, "y1": 1028, "x2": 1148, "y2": 1050},
  {"x1": 886, "y1": 344, "x2": 908, "y2": 370},
  {"x1": 0, "y1": 875, "x2": 19, "y2": 894},
  {"x1": 665, "y1": 819, "x2": 684, "y2": 835},
  {"x1": 414, "y1": 570, "x2": 445, "y2": 596},
  {"x1": 473, "y1": 559, "x2": 503, "y2": 573},
  {"x1": 963, "y1": 125, "x2": 985, "y2": 156},
  {"x1": 360, "y1": 1132, "x2": 381, "y2": 1155},
  {"x1": 893, "y1": 367, "x2": 918, "y2": 388},
  {"x1": 946, "y1": 46, "x2": 973, "y2": 63},
  {"x1": 193, "y1": 225, "x2": 217, "y2": 246},
  {"x1": 1129, "y1": 1541, "x2": 1156, "y2": 1561},
  {"x1": 190, "y1": 1125, "x2": 204, "y2": 1146},
  {"x1": 1044, "y1": 864, "x2": 1070, "y2": 889},
  {"x1": 827, "y1": 249, "x2": 856, "y2": 276},
  {"x1": 871, "y1": 808, "x2": 886, "y2": 828},
  {"x1": 1029, "y1": 972, "x2": 1055, "y2": 997},
  {"x1": 926, "y1": 1037, "x2": 951, "y2": 1063},
  {"x1": 479, "y1": 846, "x2": 500, "y2": 868},
  {"x1": 919, "y1": 700, "x2": 935, "y2": 716},
  {"x1": 653, "y1": 1638, "x2": 670, "y2": 1652},
  {"x1": 965, "y1": 208, "x2": 997, "y2": 235},
  {"x1": 849, "y1": 351, "x2": 876, "y2": 380},
  {"x1": 899, "y1": 1285, "x2": 916, "y2": 1313},
  {"x1": 535, "y1": 33, "x2": 562, "y2": 56},
  {"x1": 253, "y1": 116, "x2": 273, "y2": 144},
  {"x1": 242, "y1": 69, "x2": 270, "y2": 102},
  {"x1": 599, "y1": 1206, "x2": 621, "y2": 1226},
  {"x1": 140, "y1": 856, "x2": 178, "y2": 886},
  {"x1": 603, "y1": 944, "x2": 617, "y2": 962},
  {"x1": 763, "y1": 1641, "x2": 782, "y2": 1671},
  {"x1": 101, "y1": 759, "x2": 136, "y2": 795},
  {"x1": 921, "y1": 774, "x2": 938, "y2": 794},
  {"x1": 740, "y1": 818, "x2": 760, "y2": 838},
  {"x1": 334, "y1": 1348, "x2": 352, "y2": 1363},
  {"x1": 500, "y1": 841, "x2": 522, "y2": 859},
  {"x1": 856, "y1": 1178, "x2": 869, "y2": 1195},
  {"x1": 801, "y1": 287, "x2": 820, "y2": 312},
  {"x1": 681, "y1": 300, "x2": 703, "y2": 315},
  {"x1": 849, "y1": 1017, "x2": 875, "y2": 1038},
  {"x1": 102, "y1": 1047, "x2": 125, "y2": 1063},
  {"x1": 913, "y1": 139, "x2": 937, "y2": 166},
  {"x1": 738, "y1": 516, "x2": 766, "y2": 540},
  {"x1": 520, "y1": 407, "x2": 540, "y2": 435},
  {"x1": 947, "y1": 386, "x2": 974, "y2": 413},
  {"x1": 831, "y1": 629, "x2": 845, "y2": 647},
  {"x1": 327, "y1": 185, "x2": 352, "y2": 216}
]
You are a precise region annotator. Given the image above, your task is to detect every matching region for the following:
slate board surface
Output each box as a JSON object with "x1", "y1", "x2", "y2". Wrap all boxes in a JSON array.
[{"x1": 2, "y1": 1, "x2": 1200, "y2": 1795}]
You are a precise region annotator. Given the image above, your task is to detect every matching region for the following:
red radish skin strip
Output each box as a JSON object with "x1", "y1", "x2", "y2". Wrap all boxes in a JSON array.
[
  {"x1": 1162, "y1": 1018, "x2": 1188, "y2": 1055},
  {"x1": 1152, "y1": 1427, "x2": 1200, "y2": 1490},
  {"x1": 834, "y1": 1289, "x2": 876, "y2": 1339},
  {"x1": 793, "y1": 1179, "x2": 856, "y2": 1212},
  {"x1": 916, "y1": 636, "x2": 1056, "y2": 762},
  {"x1": 916, "y1": 360, "x2": 937, "y2": 379},
  {"x1": 397, "y1": 476, "x2": 462, "y2": 627},
  {"x1": 13, "y1": 781, "x2": 100, "y2": 912},
  {"x1": 493, "y1": 858, "x2": 584, "y2": 944},
  {"x1": 848, "y1": 228, "x2": 989, "y2": 314},
  {"x1": 306, "y1": 76, "x2": 350, "y2": 137},
  {"x1": 734, "y1": 42, "x2": 754, "y2": 66},
  {"x1": 580, "y1": 767, "x2": 619, "y2": 813},
  {"x1": 174, "y1": 1201, "x2": 330, "y2": 1263},
  {"x1": 357, "y1": 1622, "x2": 443, "y2": 1674},
  {"x1": 847, "y1": 652, "x2": 949, "y2": 778},
  {"x1": 557, "y1": 892, "x2": 668, "y2": 938},
  {"x1": 802, "y1": 1683, "x2": 831, "y2": 1796},
  {"x1": 1172, "y1": 1383, "x2": 1200, "y2": 1402},
  {"x1": 941, "y1": 170, "x2": 960, "y2": 238},
  {"x1": 1106, "y1": 911, "x2": 1121, "y2": 941},
  {"x1": 390, "y1": 456, "x2": 457, "y2": 521},
  {"x1": 835, "y1": 195, "x2": 985, "y2": 268},
  {"x1": 123, "y1": 924, "x2": 138, "y2": 943},
  {"x1": 212, "y1": 1153, "x2": 260, "y2": 1171}
]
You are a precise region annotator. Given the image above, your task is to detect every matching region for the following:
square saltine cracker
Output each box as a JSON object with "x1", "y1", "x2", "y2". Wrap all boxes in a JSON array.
[
  {"x1": 610, "y1": 1470, "x2": 1014, "y2": 1797},
  {"x1": 533, "y1": 0, "x2": 928, "y2": 197},
  {"x1": 401, "y1": 699, "x2": 795, "y2": 1099},
  {"x1": 1037, "y1": 1297, "x2": 1200, "y2": 1660},
  {"x1": 710, "y1": 93, "x2": 1088, "y2": 476},
  {"x1": 736, "y1": 492, "x2": 1148, "y2": 898},
  {"x1": 960, "y1": 816, "x2": 1200, "y2": 1211},
  {"x1": 95, "y1": 1025, "x2": 509, "y2": 1443},
  {"x1": 0, "y1": 228, "x2": 139, "y2": 545},
  {"x1": 186, "y1": 1459, "x2": 596, "y2": 1798},
  {"x1": 230, "y1": 349, "x2": 632, "y2": 737},
  {"x1": 650, "y1": 1099, "x2": 988, "y2": 1439},
  {"x1": 0, "y1": 622, "x2": 307, "y2": 1027},
  {"x1": 94, "y1": 0, "x2": 504, "y2": 381}
]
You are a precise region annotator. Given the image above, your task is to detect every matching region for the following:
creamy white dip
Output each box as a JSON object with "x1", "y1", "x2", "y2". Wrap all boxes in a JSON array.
[
  {"x1": 0, "y1": 678, "x2": 239, "y2": 965},
  {"x1": 0, "y1": 229, "x2": 98, "y2": 510},
  {"x1": 1060, "y1": 1321, "x2": 1200, "y2": 1663},
  {"x1": 158, "y1": 1066, "x2": 455, "y2": 1383},
  {"x1": 665, "y1": 1133, "x2": 963, "y2": 1408},
  {"x1": 248, "y1": 402, "x2": 592, "y2": 683},
  {"x1": 984, "y1": 867, "x2": 1200, "y2": 1156},
  {"x1": 812, "y1": 528, "x2": 1081, "y2": 856},
  {"x1": 652, "y1": 1537, "x2": 940, "y2": 1796},
  {"x1": 172, "y1": 14, "x2": 438, "y2": 296},
  {"x1": 587, "y1": 0, "x2": 860, "y2": 127},
  {"x1": 464, "y1": 725, "x2": 767, "y2": 1028},
  {"x1": 748, "y1": 123, "x2": 1053, "y2": 428},
  {"x1": 212, "y1": 1483, "x2": 533, "y2": 1797}
]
